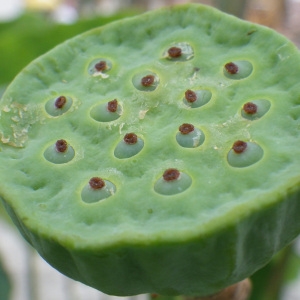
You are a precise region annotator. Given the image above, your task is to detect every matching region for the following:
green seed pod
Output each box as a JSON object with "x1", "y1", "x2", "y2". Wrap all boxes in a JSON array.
[
  {"x1": 81, "y1": 177, "x2": 116, "y2": 203},
  {"x1": 114, "y1": 133, "x2": 144, "y2": 159},
  {"x1": 176, "y1": 123, "x2": 205, "y2": 148},
  {"x1": 223, "y1": 60, "x2": 253, "y2": 80},
  {"x1": 90, "y1": 99, "x2": 122, "y2": 122},
  {"x1": 45, "y1": 95, "x2": 73, "y2": 116},
  {"x1": 227, "y1": 140, "x2": 264, "y2": 168},
  {"x1": 0, "y1": 3, "x2": 299, "y2": 298},
  {"x1": 132, "y1": 71, "x2": 160, "y2": 92},
  {"x1": 241, "y1": 99, "x2": 271, "y2": 120},
  {"x1": 44, "y1": 139, "x2": 75, "y2": 164},
  {"x1": 154, "y1": 168, "x2": 192, "y2": 195},
  {"x1": 183, "y1": 89, "x2": 212, "y2": 108}
]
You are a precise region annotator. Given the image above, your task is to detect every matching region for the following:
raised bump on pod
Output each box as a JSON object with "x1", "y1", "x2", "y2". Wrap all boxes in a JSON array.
[
  {"x1": 183, "y1": 89, "x2": 212, "y2": 108},
  {"x1": 81, "y1": 177, "x2": 116, "y2": 203},
  {"x1": 90, "y1": 99, "x2": 122, "y2": 122},
  {"x1": 164, "y1": 42, "x2": 194, "y2": 61},
  {"x1": 154, "y1": 168, "x2": 192, "y2": 195},
  {"x1": 241, "y1": 99, "x2": 271, "y2": 120},
  {"x1": 227, "y1": 140, "x2": 264, "y2": 168},
  {"x1": 132, "y1": 71, "x2": 159, "y2": 91},
  {"x1": 45, "y1": 95, "x2": 73, "y2": 117},
  {"x1": 44, "y1": 139, "x2": 75, "y2": 164},
  {"x1": 223, "y1": 60, "x2": 253, "y2": 80},
  {"x1": 176, "y1": 123, "x2": 205, "y2": 148},
  {"x1": 114, "y1": 133, "x2": 144, "y2": 159}
]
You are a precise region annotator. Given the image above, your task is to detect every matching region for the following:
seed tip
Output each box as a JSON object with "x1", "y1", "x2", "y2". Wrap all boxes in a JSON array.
[
  {"x1": 141, "y1": 75, "x2": 155, "y2": 87},
  {"x1": 107, "y1": 99, "x2": 118, "y2": 113},
  {"x1": 243, "y1": 102, "x2": 258, "y2": 114},
  {"x1": 168, "y1": 47, "x2": 182, "y2": 58},
  {"x1": 163, "y1": 168, "x2": 180, "y2": 181},
  {"x1": 89, "y1": 177, "x2": 105, "y2": 190},
  {"x1": 55, "y1": 96, "x2": 67, "y2": 109},
  {"x1": 185, "y1": 90, "x2": 197, "y2": 103},
  {"x1": 95, "y1": 61, "x2": 107, "y2": 72},
  {"x1": 55, "y1": 139, "x2": 68, "y2": 153},
  {"x1": 179, "y1": 123, "x2": 194, "y2": 134},
  {"x1": 225, "y1": 62, "x2": 239, "y2": 75},
  {"x1": 124, "y1": 133, "x2": 138, "y2": 145},
  {"x1": 232, "y1": 140, "x2": 247, "y2": 154}
]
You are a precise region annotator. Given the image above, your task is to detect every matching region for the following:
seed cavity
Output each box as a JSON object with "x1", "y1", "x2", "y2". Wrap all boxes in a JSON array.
[
  {"x1": 183, "y1": 89, "x2": 212, "y2": 108},
  {"x1": 55, "y1": 139, "x2": 68, "y2": 153},
  {"x1": 88, "y1": 58, "x2": 112, "y2": 77},
  {"x1": 241, "y1": 99, "x2": 271, "y2": 120},
  {"x1": 132, "y1": 71, "x2": 159, "y2": 91},
  {"x1": 44, "y1": 140, "x2": 75, "y2": 164},
  {"x1": 179, "y1": 123, "x2": 194, "y2": 135},
  {"x1": 81, "y1": 178, "x2": 116, "y2": 203},
  {"x1": 124, "y1": 133, "x2": 138, "y2": 145},
  {"x1": 227, "y1": 141, "x2": 264, "y2": 168},
  {"x1": 223, "y1": 60, "x2": 253, "y2": 80},
  {"x1": 163, "y1": 168, "x2": 180, "y2": 181},
  {"x1": 168, "y1": 47, "x2": 182, "y2": 58},
  {"x1": 164, "y1": 42, "x2": 194, "y2": 61},
  {"x1": 232, "y1": 140, "x2": 247, "y2": 154},
  {"x1": 90, "y1": 99, "x2": 121, "y2": 122},
  {"x1": 114, "y1": 133, "x2": 144, "y2": 159},
  {"x1": 176, "y1": 125, "x2": 205, "y2": 148},
  {"x1": 225, "y1": 62, "x2": 239, "y2": 74},
  {"x1": 107, "y1": 99, "x2": 118, "y2": 113},
  {"x1": 154, "y1": 169, "x2": 192, "y2": 195},
  {"x1": 89, "y1": 177, "x2": 105, "y2": 190},
  {"x1": 45, "y1": 95, "x2": 73, "y2": 116},
  {"x1": 54, "y1": 96, "x2": 67, "y2": 109},
  {"x1": 185, "y1": 90, "x2": 197, "y2": 103}
]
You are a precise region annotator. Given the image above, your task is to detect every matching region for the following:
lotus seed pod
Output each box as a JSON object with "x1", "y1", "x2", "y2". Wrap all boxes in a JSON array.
[
  {"x1": 0, "y1": 3, "x2": 300, "y2": 298},
  {"x1": 183, "y1": 89, "x2": 212, "y2": 108},
  {"x1": 81, "y1": 177, "x2": 116, "y2": 203},
  {"x1": 44, "y1": 139, "x2": 75, "y2": 164},
  {"x1": 45, "y1": 95, "x2": 73, "y2": 116}
]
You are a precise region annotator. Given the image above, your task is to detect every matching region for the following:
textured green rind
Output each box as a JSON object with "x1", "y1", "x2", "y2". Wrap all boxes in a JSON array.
[
  {"x1": 0, "y1": 3, "x2": 300, "y2": 296},
  {"x1": 2, "y1": 182, "x2": 300, "y2": 296}
]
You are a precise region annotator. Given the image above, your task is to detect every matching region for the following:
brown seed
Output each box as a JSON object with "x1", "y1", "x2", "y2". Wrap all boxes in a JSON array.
[
  {"x1": 179, "y1": 123, "x2": 194, "y2": 134},
  {"x1": 243, "y1": 102, "x2": 258, "y2": 114},
  {"x1": 95, "y1": 61, "x2": 107, "y2": 72},
  {"x1": 55, "y1": 96, "x2": 67, "y2": 109},
  {"x1": 107, "y1": 99, "x2": 118, "y2": 113},
  {"x1": 232, "y1": 140, "x2": 247, "y2": 154},
  {"x1": 163, "y1": 168, "x2": 180, "y2": 181},
  {"x1": 168, "y1": 47, "x2": 182, "y2": 58},
  {"x1": 89, "y1": 177, "x2": 105, "y2": 190},
  {"x1": 124, "y1": 133, "x2": 138, "y2": 145},
  {"x1": 55, "y1": 139, "x2": 68, "y2": 153},
  {"x1": 185, "y1": 90, "x2": 197, "y2": 103},
  {"x1": 141, "y1": 75, "x2": 155, "y2": 87},
  {"x1": 225, "y1": 62, "x2": 239, "y2": 74}
]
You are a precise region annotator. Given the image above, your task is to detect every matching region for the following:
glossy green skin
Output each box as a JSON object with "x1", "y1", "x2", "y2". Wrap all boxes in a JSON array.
[{"x1": 0, "y1": 4, "x2": 300, "y2": 297}]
